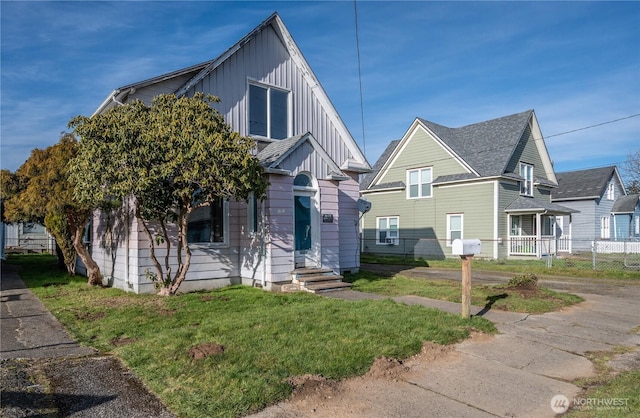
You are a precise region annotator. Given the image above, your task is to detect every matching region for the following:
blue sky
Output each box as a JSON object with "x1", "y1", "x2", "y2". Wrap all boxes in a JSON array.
[{"x1": 2, "y1": 1, "x2": 639, "y2": 180}]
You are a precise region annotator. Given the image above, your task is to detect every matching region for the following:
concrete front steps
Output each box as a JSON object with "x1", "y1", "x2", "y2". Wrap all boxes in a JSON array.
[{"x1": 290, "y1": 268, "x2": 351, "y2": 293}]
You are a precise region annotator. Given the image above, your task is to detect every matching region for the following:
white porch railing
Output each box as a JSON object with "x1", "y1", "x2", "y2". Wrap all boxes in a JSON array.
[{"x1": 509, "y1": 236, "x2": 572, "y2": 256}]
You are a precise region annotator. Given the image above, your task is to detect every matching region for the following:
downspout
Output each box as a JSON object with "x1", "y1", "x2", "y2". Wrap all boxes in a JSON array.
[
  {"x1": 261, "y1": 199, "x2": 266, "y2": 288},
  {"x1": 125, "y1": 197, "x2": 131, "y2": 290}
]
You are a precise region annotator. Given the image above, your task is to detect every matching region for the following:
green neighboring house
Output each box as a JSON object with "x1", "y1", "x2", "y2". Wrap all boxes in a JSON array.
[{"x1": 360, "y1": 109, "x2": 577, "y2": 259}]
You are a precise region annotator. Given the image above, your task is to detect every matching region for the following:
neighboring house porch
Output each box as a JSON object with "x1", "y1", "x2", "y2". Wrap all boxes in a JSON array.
[{"x1": 506, "y1": 197, "x2": 577, "y2": 257}]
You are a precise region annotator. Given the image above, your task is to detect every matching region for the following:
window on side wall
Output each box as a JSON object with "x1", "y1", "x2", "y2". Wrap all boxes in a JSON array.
[
  {"x1": 377, "y1": 216, "x2": 399, "y2": 245},
  {"x1": 607, "y1": 183, "x2": 615, "y2": 200},
  {"x1": 248, "y1": 83, "x2": 290, "y2": 140},
  {"x1": 188, "y1": 197, "x2": 226, "y2": 244},
  {"x1": 635, "y1": 216, "x2": 639, "y2": 235},
  {"x1": 407, "y1": 167, "x2": 432, "y2": 199},
  {"x1": 247, "y1": 192, "x2": 259, "y2": 235},
  {"x1": 519, "y1": 163, "x2": 533, "y2": 196},
  {"x1": 447, "y1": 214, "x2": 463, "y2": 246},
  {"x1": 600, "y1": 216, "x2": 610, "y2": 239}
]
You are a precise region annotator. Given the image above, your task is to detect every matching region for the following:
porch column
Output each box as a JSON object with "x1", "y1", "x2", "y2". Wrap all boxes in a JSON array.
[
  {"x1": 568, "y1": 214, "x2": 573, "y2": 254},
  {"x1": 536, "y1": 212, "x2": 541, "y2": 258}
]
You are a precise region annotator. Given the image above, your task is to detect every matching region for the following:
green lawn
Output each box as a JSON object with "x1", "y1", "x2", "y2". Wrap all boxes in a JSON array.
[
  {"x1": 7, "y1": 255, "x2": 495, "y2": 418},
  {"x1": 346, "y1": 270, "x2": 584, "y2": 314},
  {"x1": 361, "y1": 253, "x2": 640, "y2": 280}
]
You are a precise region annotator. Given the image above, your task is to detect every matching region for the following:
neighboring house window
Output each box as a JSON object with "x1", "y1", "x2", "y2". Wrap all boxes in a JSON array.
[
  {"x1": 447, "y1": 214, "x2": 463, "y2": 246},
  {"x1": 600, "y1": 216, "x2": 610, "y2": 239},
  {"x1": 377, "y1": 217, "x2": 399, "y2": 245},
  {"x1": 247, "y1": 192, "x2": 259, "y2": 235},
  {"x1": 510, "y1": 216, "x2": 521, "y2": 236},
  {"x1": 635, "y1": 216, "x2": 639, "y2": 235},
  {"x1": 249, "y1": 83, "x2": 290, "y2": 139},
  {"x1": 606, "y1": 183, "x2": 615, "y2": 200},
  {"x1": 188, "y1": 197, "x2": 226, "y2": 244},
  {"x1": 519, "y1": 163, "x2": 533, "y2": 196},
  {"x1": 407, "y1": 167, "x2": 432, "y2": 199}
]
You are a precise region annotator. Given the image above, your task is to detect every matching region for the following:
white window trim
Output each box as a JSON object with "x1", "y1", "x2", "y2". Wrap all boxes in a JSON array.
[
  {"x1": 406, "y1": 167, "x2": 433, "y2": 199},
  {"x1": 446, "y1": 213, "x2": 463, "y2": 247},
  {"x1": 600, "y1": 216, "x2": 610, "y2": 240},
  {"x1": 519, "y1": 162, "x2": 533, "y2": 197},
  {"x1": 635, "y1": 216, "x2": 640, "y2": 235},
  {"x1": 606, "y1": 183, "x2": 615, "y2": 200},
  {"x1": 247, "y1": 80, "x2": 292, "y2": 140},
  {"x1": 376, "y1": 216, "x2": 399, "y2": 245}
]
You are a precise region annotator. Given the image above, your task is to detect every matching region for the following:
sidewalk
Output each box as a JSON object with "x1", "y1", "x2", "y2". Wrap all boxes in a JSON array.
[
  {"x1": 0, "y1": 263, "x2": 175, "y2": 418},
  {"x1": 254, "y1": 285, "x2": 640, "y2": 417}
]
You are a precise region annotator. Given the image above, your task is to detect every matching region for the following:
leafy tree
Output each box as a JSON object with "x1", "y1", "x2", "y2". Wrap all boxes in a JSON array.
[
  {"x1": 622, "y1": 149, "x2": 640, "y2": 194},
  {"x1": 70, "y1": 93, "x2": 268, "y2": 295},
  {"x1": 3, "y1": 134, "x2": 103, "y2": 284}
]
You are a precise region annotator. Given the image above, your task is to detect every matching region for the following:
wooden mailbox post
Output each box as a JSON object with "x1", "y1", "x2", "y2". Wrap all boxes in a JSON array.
[{"x1": 452, "y1": 239, "x2": 482, "y2": 319}]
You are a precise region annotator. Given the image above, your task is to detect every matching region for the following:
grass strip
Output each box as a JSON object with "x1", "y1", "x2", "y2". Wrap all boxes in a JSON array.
[
  {"x1": 346, "y1": 270, "x2": 583, "y2": 314},
  {"x1": 7, "y1": 255, "x2": 495, "y2": 417}
]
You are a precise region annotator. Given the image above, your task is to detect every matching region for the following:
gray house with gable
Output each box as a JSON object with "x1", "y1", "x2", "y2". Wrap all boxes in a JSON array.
[
  {"x1": 552, "y1": 166, "x2": 636, "y2": 250},
  {"x1": 83, "y1": 13, "x2": 370, "y2": 293}
]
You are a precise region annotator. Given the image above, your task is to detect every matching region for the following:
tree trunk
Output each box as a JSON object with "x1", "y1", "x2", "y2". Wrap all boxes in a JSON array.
[
  {"x1": 166, "y1": 211, "x2": 192, "y2": 295},
  {"x1": 72, "y1": 227, "x2": 103, "y2": 286}
]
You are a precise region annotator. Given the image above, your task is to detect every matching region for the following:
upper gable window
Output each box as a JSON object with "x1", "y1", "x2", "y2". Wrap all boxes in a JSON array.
[
  {"x1": 519, "y1": 163, "x2": 533, "y2": 196},
  {"x1": 606, "y1": 183, "x2": 615, "y2": 200},
  {"x1": 407, "y1": 167, "x2": 432, "y2": 199},
  {"x1": 249, "y1": 83, "x2": 290, "y2": 140}
]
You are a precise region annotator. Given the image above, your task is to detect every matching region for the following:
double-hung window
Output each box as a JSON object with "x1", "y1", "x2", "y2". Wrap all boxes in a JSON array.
[
  {"x1": 188, "y1": 197, "x2": 227, "y2": 244},
  {"x1": 606, "y1": 183, "x2": 615, "y2": 200},
  {"x1": 519, "y1": 163, "x2": 533, "y2": 196},
  {"x1": 600, "y1": 216, "x2": 610, "y2": 239},
  {"x1": 447, "y1": 214, "x2": 463, "y2": 246},
  {"x1": 249, "y1": 83, "x2": 290, "y2": 139},
  {"x1": 407, "y1": 167, "x2": 432, "y2": 199},
  {"x1": 377, "y1": 217, "x2": 399, "y2": 245}
]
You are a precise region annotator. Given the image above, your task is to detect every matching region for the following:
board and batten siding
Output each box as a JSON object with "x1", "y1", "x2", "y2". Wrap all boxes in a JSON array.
[{"x1": 185, "y1": 25, "x2": 355, "y2": 169}]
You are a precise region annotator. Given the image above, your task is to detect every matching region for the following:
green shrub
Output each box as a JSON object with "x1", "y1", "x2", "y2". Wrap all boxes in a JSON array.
[{"x1": 507, "y1": 273, "x2": 538, "y2": 289}]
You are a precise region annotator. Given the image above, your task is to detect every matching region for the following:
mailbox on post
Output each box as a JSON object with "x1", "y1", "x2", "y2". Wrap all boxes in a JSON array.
[
  {"x1": 451, "y1": 239, "x2": 482, "y2": 256},
  {"x1": 451, "y1": 238, "x2": 481, "y2": 319}
]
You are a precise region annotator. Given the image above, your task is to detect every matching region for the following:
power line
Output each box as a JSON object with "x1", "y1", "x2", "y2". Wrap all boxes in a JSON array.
[
  {"x1": 354, "y1": 0, "x2": 366, "y2": 156},
  {"x1": 545, "y1": 113, "x2": 640, "y2": 138},
  {"x1": 367, "y1": 113, "x2": 639, "y2": 175}
]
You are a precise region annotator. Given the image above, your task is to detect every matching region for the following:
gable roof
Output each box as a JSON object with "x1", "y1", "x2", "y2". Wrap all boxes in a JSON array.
[
  {"x1": 257, "y1": 132, "x2": 349, "y2": 180},
  {"x1": 360, "y1": 139, "x2": 401, "y2": 190},
  {"x1": 552, "y1": 166, "x2": 621, "y2": 201},
  {"x1": 364, "y1": 109, "x2": 556, "y2": 191},
  {"x1": 611, "y1": 194, "x2": 640, "y2": 214},
  {"x1": 93, "y1": 12, "x2": 369, "y2": 171},
  {"x1": 419, "y1": 110, "x2": 534, "y2": 178}
]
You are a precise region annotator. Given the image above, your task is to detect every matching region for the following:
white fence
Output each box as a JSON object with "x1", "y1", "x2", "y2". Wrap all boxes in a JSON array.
[{"x1": 593, "y1": 240, "x2": 640, "y2": 254}]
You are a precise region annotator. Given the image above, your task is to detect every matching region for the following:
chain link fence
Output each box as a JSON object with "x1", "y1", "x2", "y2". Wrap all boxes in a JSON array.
[
  {"x1": 360, "y1": 237, "x2": 640, "y2": 273},
  {"x1": 4, "y1": 237, "x2": 56, "y2": 254}
]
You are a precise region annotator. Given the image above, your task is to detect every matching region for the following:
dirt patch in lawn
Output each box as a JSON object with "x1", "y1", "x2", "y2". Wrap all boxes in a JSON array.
[{"x1": 188, "y1": 342, "x2": 225, "y2": 360}]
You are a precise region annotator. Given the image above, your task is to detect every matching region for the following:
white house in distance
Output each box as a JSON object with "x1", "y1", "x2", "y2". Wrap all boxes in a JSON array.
[{"x1": 85, "y1": 13, "x2": 370, "y2": 293}]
